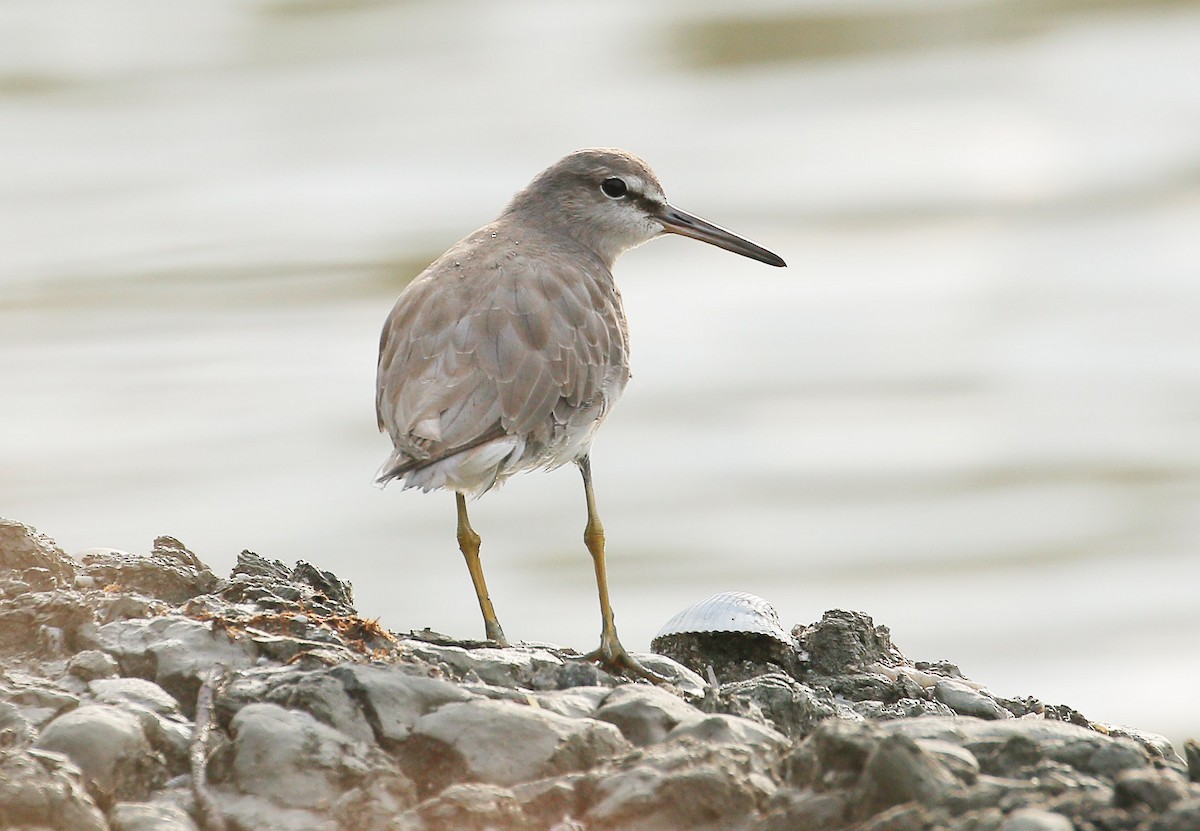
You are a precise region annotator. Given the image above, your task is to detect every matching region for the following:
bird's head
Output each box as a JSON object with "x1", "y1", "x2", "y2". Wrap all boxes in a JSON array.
[{"x1": 504, "y1": 148, "x2": 786, "y2": 270}]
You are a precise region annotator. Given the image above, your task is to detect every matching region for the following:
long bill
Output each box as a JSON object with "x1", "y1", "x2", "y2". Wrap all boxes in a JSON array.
[{"x1": 657, "y1": 204, "x2": 787, "y2": 268}]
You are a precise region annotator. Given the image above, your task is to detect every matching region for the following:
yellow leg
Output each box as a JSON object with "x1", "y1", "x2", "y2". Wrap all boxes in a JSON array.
[
  {"x1": 456, "y1": 492, "x2": 509, "y2": 646},
  {"x1": 578, "y1": 456, "x2": 666, "y2": 683}
]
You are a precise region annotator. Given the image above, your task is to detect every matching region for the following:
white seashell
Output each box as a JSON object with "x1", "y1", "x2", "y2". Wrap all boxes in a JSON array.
[{"x1": 654, "y1": 591, "x2": 792, "y2": 645}]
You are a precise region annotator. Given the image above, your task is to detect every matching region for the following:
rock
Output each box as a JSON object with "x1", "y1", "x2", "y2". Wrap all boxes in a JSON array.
[
  {"x1": 67, "y1": 649, "x2": 120, "y2": 681},
  {"x1": 0, "y1": 518, "x2": 76, "y2": 594},
  {"x1": 786, "y1": 718, "x2": 882, "y2": 790},
  {"x1": 794, "y1": 610, "x2": 902, "y2": 676},
  {"x1": 332, "y1": 663, "x2": 477, "y2": 745},
  {"x1": 856, "y1": 733, "x2": 962, "y2": 813},
  {"x1": 758, "y1": 789, "x2": 853, "y2": 831},
  {"x1": 1113, "y1": 767, "x2": 1191, "y2": 812},
  {"x1": 78, "y1": 537, "x2": 217, "y2": 605},
  {"x1": 634, "y1": 653, "x2": 708, "y2": 696},
  {"x1": 667, "y1": 713, "x2": 789, "y2": 759},
  {"x1": 879, "y1": 716, "x2": 1152, "y2": 779},
  {"x1": 934, "y1": 680, "x2": 1012, "y2": 720},
  {"x1": 529, "y1": 686, "x2": 612, "y2": 719},
  {"x1": 218, "y1": 551, "x2": 357, "y2": 617},
  {"x1": 914, "y1": 739, "x2": 980, "y2": 785},
  {"x1": 109, "y1": 801, "x2": 200, "y2": 831},
  {"x1": 997, "y1": 807, "x2": 1073, "y2": 831},
  {"x1": 594, "y1": 683, "x2": 703, "y2": 746},
  {"x1": 1152, "y1": 797, "x2": 1200, "y2": 831},
  {"x1": 513, "y1": 773, "x2": 588, "y2": 826},
  {"x1": 85, "y1": 615, "x2": 258, "y2": 711},
  {"x1": 35, "y1": 703, "x2": 166, "y2": 803},
  {"x1": 584, "y1": 744, "x2": 774, "y2": 831},
  {"x1": 717, "y1": 672, "x2": 842, "y2": 739},
  {"x1": 213, "y1": 791, "x2": 336, "y2": 831},
  {"x1": 90, "y1": 677, "x2": 181, "y2": 716},
  {"x1": 408, "y1": 782, "x2": 526, "y2": 831},
  {"x1": 407, "y1": 698, "x2": 631, "y2": 789},
  {"x1": 404, "y1": 641, "x2": 566, "y2": 687},
  {"x1": 218, "y1": 666, "x2": 379, "y2": 744},
  {"x1": 0, "y1": 670, "x2": 80, "y2": 730},
  {"x1": 228, "y1": 702, "x2": 405, "y2": 811},
  {"x1": 0, "y1": 588, "x2": 93, "y2": 656},
  {"x1": 0, "y1": 746, "x2": 108, "y2": 831},
  {"x1": 6, "y1": 519, "x2": 1200, "y2": 831}
]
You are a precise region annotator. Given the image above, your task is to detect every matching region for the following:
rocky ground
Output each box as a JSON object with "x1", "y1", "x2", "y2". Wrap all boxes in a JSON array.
[{"x1": 0, "y1": 517, "x2": 1197, "y2": 831}]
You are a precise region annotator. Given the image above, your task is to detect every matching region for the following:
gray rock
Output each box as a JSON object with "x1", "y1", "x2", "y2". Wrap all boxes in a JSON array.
[
  {"x1": 67, "y1": 649, "x2": 120, "y2": 681},
  {"x1": 530, "y1": 686, "x2": 612, "y2": 719},
  {"x1": 585, "y1": 744, "x2": 774, "y2": 831},
  {"x1": 997, "y1": 807, "x2": 1073, "y2": 831},
  {"x1": 86, "y1": 615, "x2": 258, "y2": 710},
  {"x1": 513, "y1": 773, "x2": 587, "y2": 826},
  {"x1": 915, "y1": 738, "x2": 980, "y2": 785},
  {"x1": 246, "y1": 667, "x2": 377, "y2": 744},
  {"x1": 717, "y1": 672, "x2": 841, "y2": 739},
  {"x1": 90, "y1": 677, "x2": 181, "y2": 715},
  {"x1": 409, "y1": 782, "x2": 526, "y2": 831},
  {"x1": 1152, "y1": 797, "x2": 1200, "y2": 831},
  {"x1": 404, "y1": 641, "x2": 565, "y2": 687},
  {"x1": 229, "y1": 702, "x2": 383, "y2": 810},
  {"x1": 109, "y1": 801, "x2": 200, "y2": 831},
  {"x1": 667, "y1": 713, "x2": 789, "y2": 758},
  {"x1": 852, "y1": 697, "x2": 956, "y2": 721},
  {"x1": 332, "y1": 663, "x2": 476, "y2": 745},
  {"x1": 0, "y1": 746, "x2": 108, "y2": 831},
  {"x1": 595, "y1": 683, "x2": 703, "y2": 746},
  {"x1": 787, "y1": 717, "x2": 882, "y2": 790},
  {"x1": 758, "y1": 789, "x2": 852, "y2": 831},
  {"x1": 633, "y1": 653, "x2": 708, "y2": 696},
  {"x1": 408, "y1": 698, "x2": 631, "y2": 788},
  {"x1": 0, "y1": 518, "x2": 76, "y2": 593},
  {"x1": 934, "y1": 680, "x2": 1012, "y2": 720},
  {"x1": 78, "y1": 537, "x2": 217, "y2": 605},
  {"x1": 856, "y1": 733, "x2": 962, "y2": 813},
  {"x1": 214, "y1": 790, "x2": 336, "y2": 831},
  {"x1": 1113, "y1": 767, "x2": 1191, "y2": 812},
  {"x1": 794, "y1": 609, "x2": 902, "y2": 676},
  {"x1": 0, "y1": 670, "x2": 80, "y2": 730},
  {"x1": 35, "y1": 703, "x2": 166, "y2": 802},
  {"x1": 880, "y1": 716, "x2": 1151, "y2": 778}
]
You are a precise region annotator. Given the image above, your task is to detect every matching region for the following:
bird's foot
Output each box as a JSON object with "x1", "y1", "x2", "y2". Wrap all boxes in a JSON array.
[{"x1": 582, "y1": 637, "x2": 669, "y2": 685}]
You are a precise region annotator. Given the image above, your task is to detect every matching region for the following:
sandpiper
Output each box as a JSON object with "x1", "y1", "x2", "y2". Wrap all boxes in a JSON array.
[{"x1": 375, "y1": 148, "x2": 785, "y2": 679}]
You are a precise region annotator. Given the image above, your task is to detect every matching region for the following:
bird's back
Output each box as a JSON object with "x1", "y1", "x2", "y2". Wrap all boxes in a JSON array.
[{"x1": 375, "y1": 217, "x2": 630, "y2": 495}]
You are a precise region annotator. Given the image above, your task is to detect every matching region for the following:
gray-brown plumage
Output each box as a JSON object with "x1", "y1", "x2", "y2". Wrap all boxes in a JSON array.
[{"x1": 375, "y1": 148, "x2": 785, "y2": 678}]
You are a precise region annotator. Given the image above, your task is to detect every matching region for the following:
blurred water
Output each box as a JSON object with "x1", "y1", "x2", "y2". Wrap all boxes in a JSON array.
[{"x1": 3, "y1": 1, "x2": 1199, "y2": 747}]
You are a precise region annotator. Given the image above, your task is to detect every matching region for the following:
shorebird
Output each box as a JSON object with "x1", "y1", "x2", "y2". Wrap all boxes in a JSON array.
[{"x1": 375, "y1": 148, "x2": 785, "y2": 679}]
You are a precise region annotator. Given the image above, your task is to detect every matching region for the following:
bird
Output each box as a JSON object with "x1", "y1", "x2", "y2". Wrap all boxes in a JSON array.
[{"x1": 375, "y1": 148, "x2": 785, "y2": 680}]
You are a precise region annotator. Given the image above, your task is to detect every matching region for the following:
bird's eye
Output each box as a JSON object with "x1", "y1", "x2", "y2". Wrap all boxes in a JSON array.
[{"x1": 600, "y1": 178, "x2": 628, "y2": 199}]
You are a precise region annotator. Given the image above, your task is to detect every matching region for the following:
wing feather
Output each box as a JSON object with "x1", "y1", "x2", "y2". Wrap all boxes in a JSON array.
[{"x1": 375, "y1": 225, "x2": 629, "y2": 490}]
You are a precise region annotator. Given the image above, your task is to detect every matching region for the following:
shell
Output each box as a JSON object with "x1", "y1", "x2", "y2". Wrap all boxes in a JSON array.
[{"x1": 653, "y1": 591, "x2": 791, "y2": 644}]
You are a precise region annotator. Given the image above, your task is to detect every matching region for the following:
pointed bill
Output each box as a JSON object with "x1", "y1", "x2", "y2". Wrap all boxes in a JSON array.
[{"x1": 657, "y1": 204, "x2": 786, "y2": 267}]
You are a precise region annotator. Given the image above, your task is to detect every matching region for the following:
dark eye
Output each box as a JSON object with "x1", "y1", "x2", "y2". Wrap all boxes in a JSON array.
[{"x1": 600, "y1": 177, "x2": 628, "y2": 199}]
